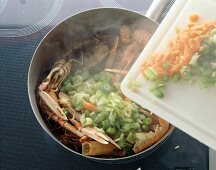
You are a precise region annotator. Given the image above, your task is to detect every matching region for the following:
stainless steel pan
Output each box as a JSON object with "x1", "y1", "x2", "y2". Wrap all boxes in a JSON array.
[{"x1": 28, "y1": 7, "x2": 174, "y2": 163}]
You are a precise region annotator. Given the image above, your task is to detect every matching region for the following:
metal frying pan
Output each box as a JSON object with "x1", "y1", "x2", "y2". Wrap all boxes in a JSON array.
[{"x1": 28, "y1": 7, "x2": 174, "y2": 164}]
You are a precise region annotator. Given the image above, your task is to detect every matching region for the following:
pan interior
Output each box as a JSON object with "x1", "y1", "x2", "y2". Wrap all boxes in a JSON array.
[{"x1": 28, "y1": 8, "x2": 173, "y2": 162}]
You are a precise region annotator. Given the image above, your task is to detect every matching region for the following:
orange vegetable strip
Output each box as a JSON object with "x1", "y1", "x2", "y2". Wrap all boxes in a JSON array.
[{"x1": 83, "y1": 101, "x2": 99, "y2": 112}]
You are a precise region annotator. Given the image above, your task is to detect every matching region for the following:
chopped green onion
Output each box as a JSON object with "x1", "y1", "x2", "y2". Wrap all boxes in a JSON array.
[
  {"x1": 210, "y1": 29, "x2": 216, "y2": 36},
  {"x1": 121, "y1": 123, "x2": 132, "y2": 132},
  {"x1": 102, "y1": 119, "x2": 111, "y2": 129},
  {"x1": 138, "y1": 114, "x2": 146, "y2": 120},
  {"x1": 212, "y1": 71, "x2": 216, "y2": 78},
  {"x1": 180, "y1": 66, "x2": 192, "y2": 76},
  {"x1": 142, "y1": 125, "x2": 150, "y2": 132},
  {"x1": 102, "y1": 82, "x2": 113, "y2": 93},
  {"x1": 128, "y1": 79, "x2": 142, "y2": 91},
  {"x1": 99, "y1": 72, "x2": 112, "y2": 82},
  {"x1": 93, "y1": 74, "x2": 100, "y2": 81},
  {"x1": 213, "y1": 35, "x2": 216, "y2": 45},
  {"x1": 106, "y1": 127, "x2": 116, "y2": 135},
  {"x1": 115, "y1": 121, "x2": 121, "y2": 130},
  {"x1": 95, "y1": 113, "x2": 106, "y2": 123},
  {"x1": 131, "y1": 112, "x2": 139, "y2": 120},
  {"x1": 114, "y1": 131, "x2": 122, "y2": 142},
  {"x1": 72, "y1": 75, "x2": 83, "y2": 85},
  {"x1": 84, "y1": 118, "x2": 93, "y2": 126},
  {"x1": 144, "y1": 67, "x2": 158, "y2": 81},
  {"x1": 135, "y1": 133, "x2": 146, "y2": 141},
  {"x1": 131, "y1": 122, "x2": 140, "y2": 129},
  {"x1": 211, "y1": 49, "x2": 216, "y2": 57},
  {"x1": 162, "y1": 75, "x2": 169, "y2": 82},
  {"x1": 172, "y1": 73, "x2": 181, "y2": 83},
  {"x1": 109, "y1": 110, "x2": 116, "y2": 122},
  {"x1": 143, "y1": 117, "x2": 152, "y2": 125},
  {"x1": 122, "y1": 117, "x2": 133, "y2": 123},
  {"x1": 68, "y1": 90, "x2": 76, "y2": 96},
  {"x1": 89, "y1": 112, "x2": 97, "y2": 119},
  {"x1": 126, "y1": 132, "x2": 135, "y2": 144},
  {"x1": 60, "y1": 86, "x2": 66, "y2": 92},
  {"x1": 64, "y1": 82, "x2": 74, "y2": 91},
  {"x1": 207, "y1": 37, "x2": 213, "y2": 46},
  {"x1": 136, "y1": 118, "x2": 143, "y2": 124},
  {"x1": 117, "y1": 137, "x2": 126, "y2": 148},
  {"x1": 81, "y1": 68, "x2": 91, "y2": 81},
  {"x1": 189, "y1": 52, "x2": 200, "y2": 67},
  {"x1": 152, "y1": 89, "x2": 164, "y2": 98}
]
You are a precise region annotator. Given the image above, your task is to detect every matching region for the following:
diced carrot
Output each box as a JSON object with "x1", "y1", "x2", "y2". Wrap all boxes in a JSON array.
[
  {"x1": 189, "y1": 14, "x2": 200, "y2": 22},
  {"x1": 83, "y1": 101, "x2": 98, "y2": 112}
]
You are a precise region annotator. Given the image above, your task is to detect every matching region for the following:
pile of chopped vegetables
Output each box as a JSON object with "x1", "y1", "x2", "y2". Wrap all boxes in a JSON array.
[
  {"x1": 60, "y1": 68, "x2": 153, "y2": 150},
  {"x1": 141, "y1": 14, "x2": 216, "y2": 98}
]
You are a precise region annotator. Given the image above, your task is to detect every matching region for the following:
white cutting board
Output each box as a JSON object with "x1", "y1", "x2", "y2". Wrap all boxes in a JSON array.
[{"x1": 121, "y1": 0, "x2": 216, "y2": 151}]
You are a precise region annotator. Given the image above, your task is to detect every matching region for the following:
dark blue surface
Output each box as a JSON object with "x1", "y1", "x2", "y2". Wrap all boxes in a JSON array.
[{"x1": 0, "y1": 1, "x2": 208, "y2": 169}]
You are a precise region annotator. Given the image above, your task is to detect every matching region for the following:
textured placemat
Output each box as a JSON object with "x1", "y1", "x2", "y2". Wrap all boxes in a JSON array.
[{"x1": 0, "y1": 0, "x2": 208, "y2": 169}]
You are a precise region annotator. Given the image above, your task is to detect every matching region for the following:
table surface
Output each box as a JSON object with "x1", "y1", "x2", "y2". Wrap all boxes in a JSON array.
[{"x1": 0, "y1": 0, "x2": 209, "y2": 169}]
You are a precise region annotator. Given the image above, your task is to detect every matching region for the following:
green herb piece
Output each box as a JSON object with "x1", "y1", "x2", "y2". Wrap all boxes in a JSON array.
[{"x1": 144, "y1": 67, "x2": 158, "y2": 81}]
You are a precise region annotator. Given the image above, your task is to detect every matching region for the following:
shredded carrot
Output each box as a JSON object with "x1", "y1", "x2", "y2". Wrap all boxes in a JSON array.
[
  {"x1": 141, "y1": 14, "x2": 216, "y2": 78},
  {"x1": 83, "y1": 101, "x2": 98, "y2": 112}
]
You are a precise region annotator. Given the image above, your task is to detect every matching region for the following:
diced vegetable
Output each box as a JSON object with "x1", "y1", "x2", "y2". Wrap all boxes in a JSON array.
[
  {"x1": 135, "y1": 133, "x2": 146, "y2": 141},
  {"x1": 61, "y1": 68, "x2": 157, "y2": 150},
  {"x1": 102, "y1": 119, "x2": 111, "y2": 129},
  {"x1": 84, "y1": 118, "x2": 93, "y2": 126},
  {"x1": 121, "y1": 123, "x2": 132, "y2": 132},
  {"x1": 64, "y1": 82, "x2": 74, "y2": 91},
  {"x1": 102, "y1": 82, "x2": 113, "y2": 93},
  {"x1": 83, "y1": 101, "x2": 98, "y2": 112},
  {"x1": 89, "y1": 112, "x2": 97, "y2": 119},
  {"x1": 128, "y1": 79, "x2": 142, "y2": 91},
  {"x1": 72, "y1": 75, "x2": 83, "y2": 85},
  {"x1": 122, "y1": 117, "x2": 133, "y2": 123},
  {"x1": 95, "y1": 112, "x2": 106, "y2": 123},
  {"x1": 131, "y1": 122, "x2": 140, "y2": 129},
  {"x1": 126, "y1": 132, "x2": 135, "y2": 144},
  {"x1": 106, "y1": 127, "x2": 116, "y2": 135},
  {"x1": 172, "y1": 73, "x2": 181, "y2": 83},
  {"x1": 109, "y1": 110, "x2": 117, "y2": 122},
  {"x1": 189, "y1": 52, "x2": 200, "y2": 67},
  {"x1": 142, "y1": 125, "x2": 150, "y2": 132},
  {"x1": 152, "y1": 89, "x2": 164, "y2": 98},
  {"x1": 143, "y1": 117, "x2": 152, "y2": 125},
  {"x1": 144, "y1": 67, "x2": 158, "y2": 81}
]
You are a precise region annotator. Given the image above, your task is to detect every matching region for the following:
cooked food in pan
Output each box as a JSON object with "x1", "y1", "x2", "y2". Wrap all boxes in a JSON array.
[
  {"x1": 141, "y1": 14, "x2": 216, "y2": 98},
  {"x1": 37, "y1": 24, "x2": 169, "y2": 157}
]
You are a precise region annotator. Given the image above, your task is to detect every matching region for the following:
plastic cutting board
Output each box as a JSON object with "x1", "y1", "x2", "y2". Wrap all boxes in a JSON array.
[{"x1": 121, "y1": 0, "x2": 216, "y2": 151}]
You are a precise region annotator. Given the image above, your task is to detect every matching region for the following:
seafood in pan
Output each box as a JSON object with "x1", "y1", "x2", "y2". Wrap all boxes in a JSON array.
[{"x1": 37, "y1": 24, "x2": 169, "y2": 157}]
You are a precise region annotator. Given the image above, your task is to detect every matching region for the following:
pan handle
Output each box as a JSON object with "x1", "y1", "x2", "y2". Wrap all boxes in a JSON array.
[{"x1": 145, "y1": 0, "x2": 171, "y2": 21}]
